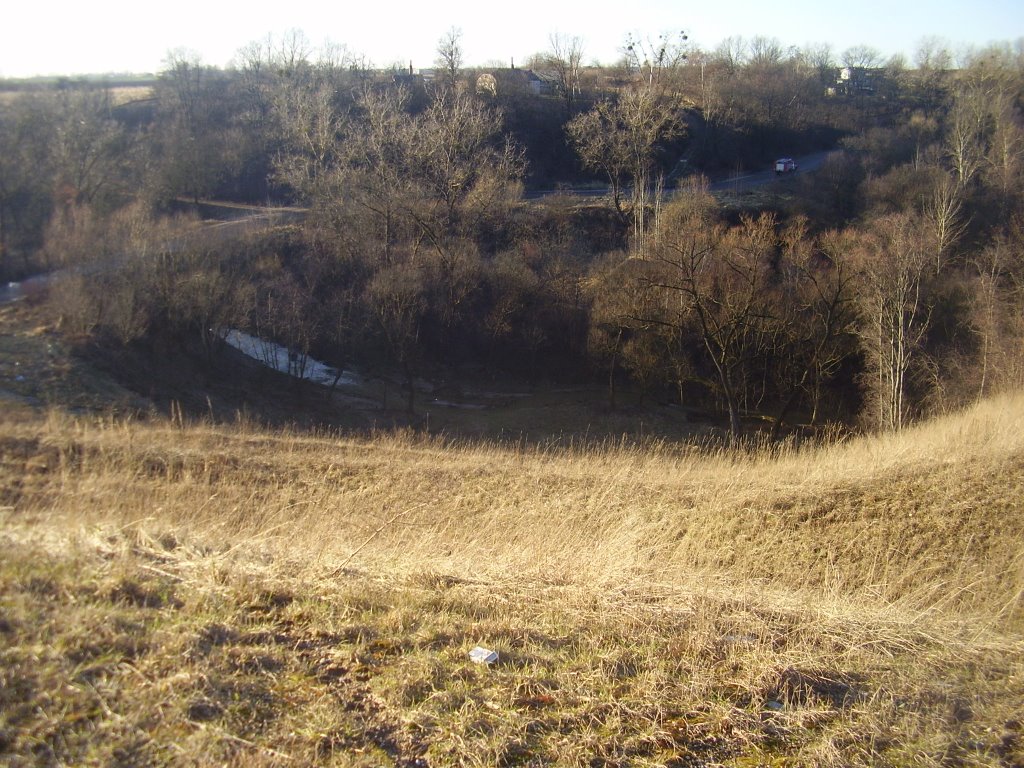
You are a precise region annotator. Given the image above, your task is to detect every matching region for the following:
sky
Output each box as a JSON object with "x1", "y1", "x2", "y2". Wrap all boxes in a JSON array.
[{"x1": 2, "y1": 0, "x2": 1022, "y2": 78}]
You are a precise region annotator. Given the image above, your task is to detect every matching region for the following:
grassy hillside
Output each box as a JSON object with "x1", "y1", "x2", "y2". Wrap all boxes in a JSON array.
[{"x1": 2, "y1": 394, "x2": 1023, "y2": 766}]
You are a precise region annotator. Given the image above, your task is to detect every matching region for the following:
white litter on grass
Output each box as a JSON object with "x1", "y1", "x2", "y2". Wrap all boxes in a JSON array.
[
  {"x1": 222, "y1": 329, "x2": 361, "y2": 388},
  {"x1": 469, "y1": 646, "x2": 499, "y2": 665}
]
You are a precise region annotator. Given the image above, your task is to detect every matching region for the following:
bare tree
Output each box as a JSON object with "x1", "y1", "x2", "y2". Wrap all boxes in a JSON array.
[
  {"x1": 970, "y1": 236, "x2": 1024, "y2": 398},
  {"x1": 713, "y1": 36, "x2": 747, "y2": 73},
  {"x1": 922, "y1": 169, "x2": 967, "y2": 273},
  {"x1": 855, "y1": 213, "x2": 933, "y2": 431},
  {"x1": 915, "y1": 37, "x2": 953, "y2": 71},
  {"x1": 587, "y1": 253, "x2": 663, "y2": 409},
  {"x1": 435, "y1": 27, "x2": 464, "y2": 91},
  {"x1": 686, "y1": 49, "x2": 738, "y2": 162},
  {"x1": 317, "y1": 40, "x2": 354, "y2": 77},
  {"x1": 946, "y1": 80, "x2": 988, "y2": 188},
  {"x1": 940, "y1": 51, "x2": 1024, "y2": 217},
  {"x1": 153, "y1": 50, "x2": 237, "y2": 204},
  {"x1": 0, "y1": 95, "x2": 54, "y2": 276},
  {"x1": 730, "y1": 44, "x2": 808, "y2": 138},
  {"x1": 748, "y1": 36, "x2": 785, "y2": 68},
  {"x1": 235, "y1": 35, "x2": 274, "y2": 77},
  {"x1": 172, "y1": 242, "x2": 256, "y2": 361},
  {"x1": 800, "y1": 42, "x2": 836, "y2": 85},
  {"x1": 566, "y1": 86, "x2": 681, "y2": 254},
  {"x1": 972, "y1": 240, "x2": 1004, "y2": 399},
  {"x1": 622, "y1": 30, "x2": 689, "y2": 88},
  {"x1": 275, "y1": 28, "x2": 313, "y2": 78},
  {"x1": 232, "y1": 36, "x2": 282, "y2": 201},
  {"x1": 547, "y1": 32, "x2": 586, "y2": 113},
  {"x1": 566, "y1": 103, "x2": 631, "y2": 214},
  {"x1": 645, "y1": 186, "x2": 776, "y2": 441},
  {"x1": 409, "y1": 89, "x2": 524, "y2": 232},
  {"x1": 341, "y1": 87, "x2": 415, "y2": 265},
  {"x1": 235, "y1": 37, "x2": 275, "y2": 121},
  {"x1": 770, "y1": 221, "x2": 859, "y2": 432},
  {"x1": 51, "y1": 86, "x2": 131, "y2": 210},
  {"x1": 254, "y1": 271, "x2": 319, "y2": 380},
  {"x1": 842, "y1": 45, "x2": 882, "y2": 69},
  {"x1": 367, "y1": 263, "x2": 427, "y2": 414},
  {"x1": 983, "y1": 81, "x2": 1024, "y2": 204},
  {"x1": 618, "y1": 84, "x2": 682, "y2": 255},
  {"x1": 273, "y1": 81, "x2": 349, "y2": 200},
  {"x1": 48, "y1": 205, "x2": 253, "y2": 353},
  {"x1": 274, "y1": 81, "x2": 522, "y2": 264}
]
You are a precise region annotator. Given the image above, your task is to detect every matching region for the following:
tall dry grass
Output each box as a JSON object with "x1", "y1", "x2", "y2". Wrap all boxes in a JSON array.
[
  {"x1": 4, "y1": 390, "x2": 1023, "y2": 630},
  {"x1": 3, "y1": 394, "x2": 1024, "y2": 766}
]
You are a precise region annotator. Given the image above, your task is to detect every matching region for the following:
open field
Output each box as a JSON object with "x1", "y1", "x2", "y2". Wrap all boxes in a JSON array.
[
  {"x1": 2, "y1": 388, "x2": 1023, "y2": 765},
  {"x1": 0, "y1": 83, "x2": 154, "y2": 106}
]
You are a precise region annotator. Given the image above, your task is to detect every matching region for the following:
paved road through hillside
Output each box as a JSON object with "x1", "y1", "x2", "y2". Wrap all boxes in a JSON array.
[
  {"x1": 525, "y1": 150, "x2": 839, "y2": 200},
  {"x1": 707, "y1": 150, "x2": 835, "y2": 193}
]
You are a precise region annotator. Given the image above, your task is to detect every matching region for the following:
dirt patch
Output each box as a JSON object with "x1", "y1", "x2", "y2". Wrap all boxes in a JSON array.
[{"x1": 0, "y1": 301, "x2": 146, "y2": 414}]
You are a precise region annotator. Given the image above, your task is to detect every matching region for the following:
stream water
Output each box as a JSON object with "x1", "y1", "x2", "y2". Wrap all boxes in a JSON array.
[
  {"x1": 222, "y1": 329, "x2": 362, "y2": 388},
  {"x1": 2, "y1": 279, "x2": 495, "y2": 410},
  {"x1": 0, "y1": 275, "x2": 49, "y2": 304}
]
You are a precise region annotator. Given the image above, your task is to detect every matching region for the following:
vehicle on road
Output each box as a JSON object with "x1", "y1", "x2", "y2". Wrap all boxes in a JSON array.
[{"x1": 774, "y1": 158, "x2": 798, "y2": 174}]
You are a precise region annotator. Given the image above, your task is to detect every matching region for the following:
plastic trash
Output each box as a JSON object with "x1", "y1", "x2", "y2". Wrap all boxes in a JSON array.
[{"x1": 469, "y1": 646, "x2": 499, "y2": 665}]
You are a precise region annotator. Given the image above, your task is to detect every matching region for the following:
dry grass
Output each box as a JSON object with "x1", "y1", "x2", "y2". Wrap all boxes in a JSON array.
[
  {"x1": 0, "y1": 85, "x2": 153, "y2": 107},
  {"x1": 2, "y1": 392, "x2": 1024, "y2": 765}
]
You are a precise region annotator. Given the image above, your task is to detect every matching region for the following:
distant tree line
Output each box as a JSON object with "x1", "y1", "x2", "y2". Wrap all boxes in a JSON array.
[{"x1": 2, "y1": 30, "x2": 1023, "y2": 436}]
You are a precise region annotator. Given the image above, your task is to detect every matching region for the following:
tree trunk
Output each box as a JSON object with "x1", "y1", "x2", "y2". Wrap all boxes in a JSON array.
[
  {"x1": 403, "y1": 362, "x2": 416, "y2": 415},
  {"x1": 726, "y1": 397, "x2": 742, "y2": 444},
  {"x1": 771, "y1": 386, "x2": 804, "y2": 441},
  {"x1": 608, "y1": 328, "x2": 621, "y2": 410},
  {"x1": 0, "y1": 203, "x2": 7, "y2": 279}
]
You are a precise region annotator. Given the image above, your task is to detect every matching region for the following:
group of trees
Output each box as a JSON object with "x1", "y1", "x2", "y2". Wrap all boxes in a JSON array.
[{"x1": 2, "y1": 29, "x2": 1023, "y2": 437}]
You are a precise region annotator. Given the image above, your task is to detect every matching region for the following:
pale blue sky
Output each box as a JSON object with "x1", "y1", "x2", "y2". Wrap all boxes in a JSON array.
[{"x1": 2, "y1": 0, "x2": 1021, "y2": 78}]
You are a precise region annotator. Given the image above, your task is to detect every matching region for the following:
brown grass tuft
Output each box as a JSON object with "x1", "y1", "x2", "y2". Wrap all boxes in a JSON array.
[{"x1": 2, "y1": 392, "x2": 1023, "y2": 764}]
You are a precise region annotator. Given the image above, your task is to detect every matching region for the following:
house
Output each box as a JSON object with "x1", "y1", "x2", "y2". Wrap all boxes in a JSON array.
[
  {"x1": 828, "y1": 66, "x2": 880, "y2": 96},
  {"x1": 489, "y1": 68, "x2": 554, "y2": 97}
]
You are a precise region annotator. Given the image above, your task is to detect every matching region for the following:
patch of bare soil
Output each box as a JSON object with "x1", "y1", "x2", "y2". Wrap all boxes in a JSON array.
[{"x1": 0, "y1": 300, "x2": 146, "y2": 414}]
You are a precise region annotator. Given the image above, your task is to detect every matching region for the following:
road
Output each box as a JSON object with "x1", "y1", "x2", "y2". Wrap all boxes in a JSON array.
[
  {"x1": 524, "y1": 150, "x2": 838, "y2": 200},
  {"x1": 707, "y1": 150, "x2": 835, "y2": 193}
]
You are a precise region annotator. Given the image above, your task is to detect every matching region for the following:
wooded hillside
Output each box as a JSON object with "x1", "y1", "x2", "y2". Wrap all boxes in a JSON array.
[{"x1": 2, "y1": 32, "x2": 1022, "y2": 437}]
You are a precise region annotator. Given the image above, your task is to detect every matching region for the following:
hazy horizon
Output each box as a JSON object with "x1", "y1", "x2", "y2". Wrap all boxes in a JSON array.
[{"x1": 4, "y1": 0, "x2": 1022, "y2": 79}]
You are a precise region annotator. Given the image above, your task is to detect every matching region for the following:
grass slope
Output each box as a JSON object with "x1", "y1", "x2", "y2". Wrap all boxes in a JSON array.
[{"x1": 2, "y1": 393, "x2": 1024, "y2": 766}]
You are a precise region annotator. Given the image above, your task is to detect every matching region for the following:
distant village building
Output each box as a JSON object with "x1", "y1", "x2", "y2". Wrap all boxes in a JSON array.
[
  {"x1": 488, "y1": 68, "x2": 555, "y2": 97},
  {"x1": 390, "y1": 62, "x2": 557, "y2": 100},
  {"x1": 827, "y1": 66, "x2": 880, "y2": 96},
  {"x1": 391, "y1": 63, "x2": 430, "y2": 98},
  {"x1": 392, "y1": 62, "x2": 421, "y2": 88}
]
